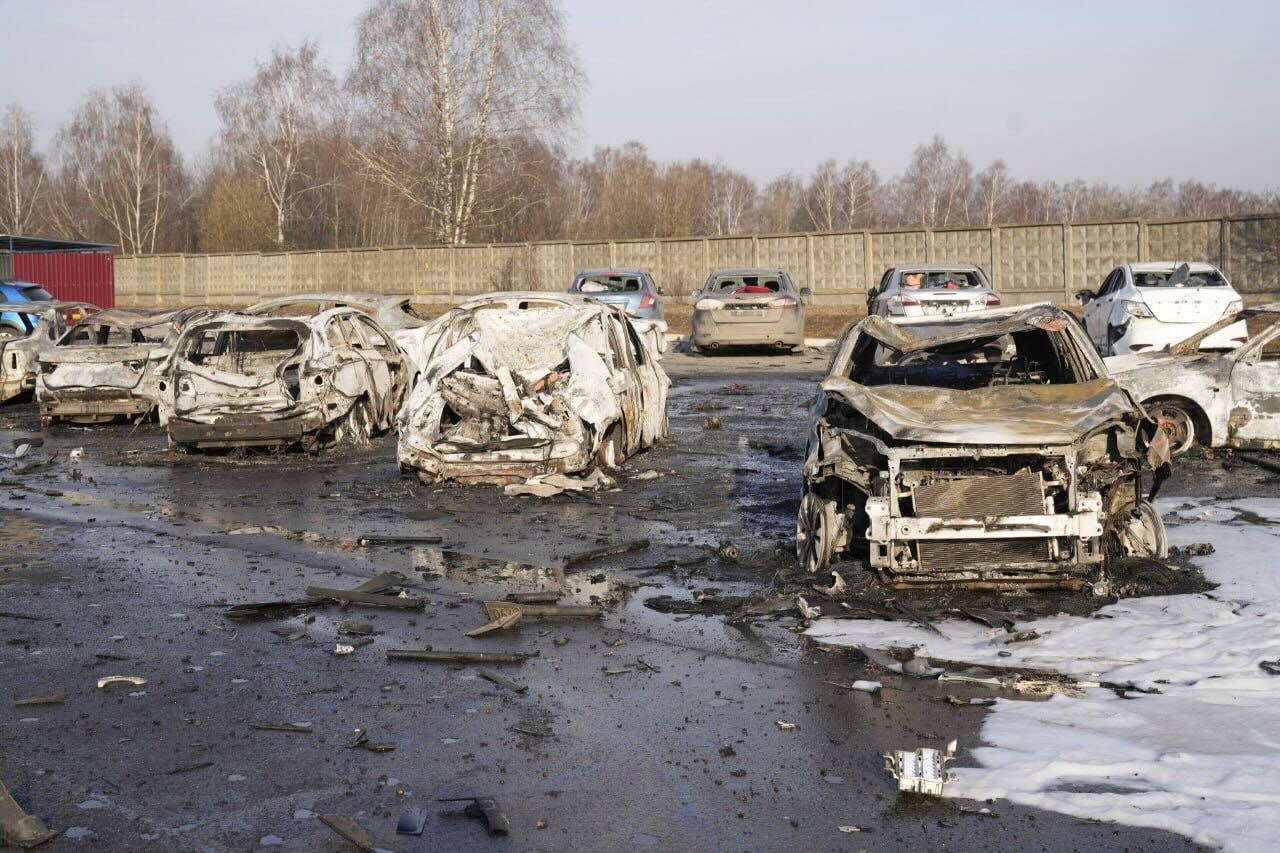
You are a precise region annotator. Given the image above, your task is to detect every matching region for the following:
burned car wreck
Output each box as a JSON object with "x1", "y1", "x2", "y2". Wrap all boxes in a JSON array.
[
  {"x1": 798, "y1": 304, "x2": 1170, "y2": 588},
  {"x1": 398, "y1": 292, "x2": 669, "y2": 485},
  {"x1": 36, "y1": 307, "x2": 211, "y2": 425},
  {"x1": 0, "y1": 301, "x2": 97, "y2": 404},
  {"x1": 156, "y1": 307, "x2": 407, "y2": 451}
]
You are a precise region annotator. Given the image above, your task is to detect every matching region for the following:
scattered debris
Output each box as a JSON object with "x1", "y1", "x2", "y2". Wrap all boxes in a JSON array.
[
  {"x1": 1170, "y1": 542, "x2": 1216, "y2": 558},
  {"x1": 387, "y1": 649, "x2": 535, "y2": 665},
  {"x1": 319, "y1": 813, "x2": 386, "y2": 852},
  {"x1": 884, "y1": 740, "x2": 958, "y2": 796},
  {"x1": 437, "y1": 796, "x2": 510, "y2": 836},
  {"x1": 12, "y1": 693, "x2": 65, "y2": 707},
  {"x1": 775, "y1": 720, "x2": 796, "y2": 731},
  {"x1": 563, "y1": 538, "x2": 650, "y2": 567},
  {"x1": 796, "y1": 596, "x2": 821, "y2": 621},
  {"x1": 506, "y1": 591, "x2": 560, "y2": 604},
  {"x1": 856, "y1": 645, "x2": 942, "y2": 678},
  {"x1": 0, "y1": 611, "x2": 49, "y2": 623},
  {"x1": 1, "y1": 778, "x2": 57, "y2": 848},
  {"x1": 332, "y1": 644, "x2": 355, "y2": 656},
  {"x1": 225, "y1": 572, "x2": 406, "y2": 620},
  {"x1": 940, "y1": 695, "x2": 997, "y2": 707},
  {"x1": 715, "y1": 540, "x2": 739, "y2": 562},
  {"x1": 701, "y1": 415, "x2": 723, "y2": 430},
  {"x1": 1261, "y1": 660, "x2": 1280, "y2": 676},
  {"x1": 358, "y1": 535, "x2": 443, "y2": 546},
  {"x1": 97, "y1": 675, "x2": 147, "y2": 690},
  {"x1": 304, "y1": 586, "x2": 424, "y2": 610},
  {"x1": 504, "y1": 470, "x2": 617, "y2": 498},
  {"x1": 823, "y1": 680, "x2": 881, "y2": 693},
  {"x1": 814, "y1": 571, "x2": 846, "y2": 597},
  {"x1": 466, "y1": 601, "x2": 522, "y2": 637}
]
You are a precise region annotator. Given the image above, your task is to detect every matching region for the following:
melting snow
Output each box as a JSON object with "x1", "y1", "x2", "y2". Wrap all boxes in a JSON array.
[{"x1": 806, "y1": 498, "x2": 1280, "y2": 852}]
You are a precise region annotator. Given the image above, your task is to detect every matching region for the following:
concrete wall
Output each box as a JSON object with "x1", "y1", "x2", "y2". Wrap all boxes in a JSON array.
[{"x1": 113, "y1": 213, "x2": 1280, "y2": 308}]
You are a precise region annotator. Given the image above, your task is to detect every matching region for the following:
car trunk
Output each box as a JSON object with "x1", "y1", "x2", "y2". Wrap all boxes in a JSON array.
[
  {"x1": 716, "y1": 293, "x2": 786, "y2": 324},
  {"x1": 41, "y1": 344, "x2": 154, "y2": 391},
  {"x1": 915, "y1": 290, "x2": 987, "y2": 316},
  {"x1": 1137, "y1": 286, "x2": 1237, "y2": 324},
  {"x1": 172, "y1": 328, "x2": 304, "y2": 416}
]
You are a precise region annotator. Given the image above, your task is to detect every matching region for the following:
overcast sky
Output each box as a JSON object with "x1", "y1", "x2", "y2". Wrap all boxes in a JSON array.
[{"x1": 9, "y1": 0, "x2": 1279, "y2": 189}]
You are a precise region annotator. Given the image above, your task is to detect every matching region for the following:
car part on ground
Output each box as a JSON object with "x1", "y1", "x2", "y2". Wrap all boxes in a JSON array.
[
  {"x1": 884, "y1": 740, "x2": 958, "y2": 796},
  {"x1": 1080, "y1": 261, "x2": 1248, "y2": 356},
  {"x1": 798, "y1": 303, "x2": 1171, "y2": 587},
  {"x1": 569, "y1": 268, "x2": 669, "y2": 353},
  {"x1": 1105, "y1": 305, "x2": 1280, "y2": 453},
  {"x1": 397, "y1": 292, "x2": 669, "y2": 487},
  {"x1": 156, "y1": 308, "x2": 407, "y2": 452},
  {"x1": 0, "y1": 301, "x2": 98, "y2": 404},
  {"x1": 689, "y1": 268, "x2": 810, "y2": 352},
  {"x1": 867, "y1": 264, "x2": 1001, "y2": 319},
  {"x1": 36, "y1": 307, "x2": 214, "y2": 425}
]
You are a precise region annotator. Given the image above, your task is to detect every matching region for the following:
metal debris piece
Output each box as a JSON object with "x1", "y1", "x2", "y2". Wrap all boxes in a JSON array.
[
  {"x1": 775, "y1": 720, "x2": 796, "y2": 731},
  {"x1": 396, "y1": 807, "x2": 428, "y2": 836},
  {"x1": 318, "y1": 813, "x2": 385, "y2": 852},
  {"x1": 332, "y1": 644, "x2": 355, "y2": 656},
  {"x1": 13, "y1": 693, "x2": 65, "y2": 707},
  {"x1": 716, "y1": 540, "x2": 739, "y2": 562},
  {"x1": 562, "y1": 538, "x2": 650, "y2": 567},
  {"x1": 497, "y1": 601, "x2": 602, "y2": 620},
  {"x1": 304, "y1": 586, "x2": 424, "y2": 610},
  {"x1": 506, "y1": 591, "x2": 561, "y2": 604},
  {"x1": 225, "y1": 572, "x2": 405, "y2": 620},
  {"x1": 387, "y1": 649, "x2": 535, "y2": 665},
  {"x1": 466, "y1": 602, "x2": 522, "y2": 637},
  {"x1": 941, "y1": 695, "x2": 996, "y2": 707},
  {"x1": 476, "y1": 669, "x2": 528, "y2": 694},
  {"x1": 347, "y1": 728, "x2": 396, "y2": 753},
  {"x1": 96, "y1": 675, "x2": 147, "y2": 690},
  {"x1": 437, "y1": 796, "x2": 510, "y2": 836},
  {"x1": 0, "y1": 778, "x2": 57, "y2": 848},
  {"x1": 701, "y1": 415, "x2": 723, "y2": 430},
  {"x1": 1261, "y1": 659, "x2": 1280, "y2": 676},
  {"x1": 249, "y1": 722, "x2": 314, "y2": 734},
  {"x1": 358, "y1": 535, "x2": 443, "y2": 545},
  {"x1": 814, "y1": 571, "x2": 847, "y2": 597},
  {"x1": 823, "y1": 680, "x2": 881, "y2": 693},
  {"x1": 0, "y1": 611, "x2": 49, "y2": 622},
  {"x1": 884, "y1": 740, "x2": 957, "y2": 796},
  {"x1": 337, "y1": 619, "x2": 374, "y2": 637}
]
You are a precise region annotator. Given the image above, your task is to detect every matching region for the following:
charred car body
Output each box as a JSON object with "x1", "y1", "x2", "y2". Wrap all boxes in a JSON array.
[
  {"x1": 157, "y1": 308, "x2": 407, "y2": 451},
  {"x1": 247, "y1": 293, "x2": 430, "y2": 371},
  {"x1": 0, "y1": 301, "x2": 97, "y2": 404},
  {"x1": 36, "y1": 307, "x2": 211, "y2": 425},
  {"x1": 398, "y1": 292, "x2": 669, "y2": 485},
  {"x1": 798, "y1": 304, "x2": 1170, "y2": 588},
  {"x1": 1105, "y1": 306, "x2": 1280, "y2": 453}
]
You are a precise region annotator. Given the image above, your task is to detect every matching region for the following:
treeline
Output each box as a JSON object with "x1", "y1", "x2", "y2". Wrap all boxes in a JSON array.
[{"x1": 1, "y1": 0, "x2": 1277, "y2": 255}]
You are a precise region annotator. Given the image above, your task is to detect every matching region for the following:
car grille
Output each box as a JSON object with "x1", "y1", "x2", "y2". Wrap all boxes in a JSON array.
[{"x1": 913, "y1": 471, "x2": 1049, "y2": 572}]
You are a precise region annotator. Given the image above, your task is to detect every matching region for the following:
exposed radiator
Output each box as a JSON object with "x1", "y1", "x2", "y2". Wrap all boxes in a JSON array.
[{"x1": 912, "y1": 470, "x2": 1050, "y2": 573}]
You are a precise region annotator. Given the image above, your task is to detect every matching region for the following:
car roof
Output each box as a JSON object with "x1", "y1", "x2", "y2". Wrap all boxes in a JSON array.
[
  {"x1": 458, "y1": 291, "x2": 599, "y2": 307},
  {"x1": 891, "y1": 264, "x2": 983, "y2": 273},
  {"x1": 574, "y1": 268, "x2": 647, "y2": 277},
  {"x1": 1127, "y1": 261, "x2": 1222, "y2": 274},
  {"x1": 708, "y1": 268, "x2": 787, "y2": 276},
  {"x1": 0, "y1": 279, "x2": 49, "y2": 289}
]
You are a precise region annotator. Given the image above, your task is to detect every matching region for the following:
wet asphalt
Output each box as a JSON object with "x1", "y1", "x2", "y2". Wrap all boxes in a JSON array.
[{"x1": 3, "y1": 347, "x2": 1258, "y2": 851}]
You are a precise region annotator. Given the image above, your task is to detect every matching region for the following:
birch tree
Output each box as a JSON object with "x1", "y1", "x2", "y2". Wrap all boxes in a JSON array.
[
  {"x1": 216, "y1": 43, "x2": 336, "y2": 246},
  {"x1": 55, "y1": 85, "x2": 184, "y2": 254},
  {"x1": 349, "y1": 0, "x2": 582, "y2": 244},
  {"x1": 0, "y1": 105, "x2": 46, "y2": 235}
]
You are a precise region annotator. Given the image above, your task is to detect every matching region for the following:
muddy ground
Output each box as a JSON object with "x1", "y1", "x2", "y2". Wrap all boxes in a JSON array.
[{"x1": 3, "y1": 348, "x2": 1275, "y2": 851}]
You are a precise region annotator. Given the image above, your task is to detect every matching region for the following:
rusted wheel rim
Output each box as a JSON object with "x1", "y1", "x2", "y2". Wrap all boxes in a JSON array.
[
  {"x1": 1149, "y1": 403, "x2": 1196, "y2": 456},
  {"x1": 796, "y1": 491, "x2": 836, "y2": 574}
]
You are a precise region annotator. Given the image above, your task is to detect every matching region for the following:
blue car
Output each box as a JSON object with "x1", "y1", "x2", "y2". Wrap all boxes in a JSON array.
[{"x1": 1, "y1": 280, "x2": 56, "y2": 339}]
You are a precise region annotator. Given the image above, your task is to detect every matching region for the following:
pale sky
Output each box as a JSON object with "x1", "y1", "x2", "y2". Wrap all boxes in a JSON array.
[{"x1": 8, "y1": 0, "x2": 1279, "y2": 189}]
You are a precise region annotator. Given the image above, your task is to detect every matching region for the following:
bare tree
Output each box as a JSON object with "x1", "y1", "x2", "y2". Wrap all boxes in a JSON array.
[
  {"x1": 216, "y1": 43, "x2": 337, "y2": 246},
  {"x1": 54, "y1": 85, "x2": 185, "y2": 254},
  {"x1": 839, "y1": 160, "x2": 879, "y2": 228},
  {"x1": 0, "y1": 105, "x2": 46, "y2": 235},
  {"x1": 802, "y1": 160, "x2": 841, "y2": 231},
  {"x1": 349, "y1": 0, "x2": 582, "y2": 245},
  {"x1": 705, "y1": 165, "x2": 754, "y2": 236},
  {"x1": 971, "y1": 159, "x2": 1009, "y2": 225}
]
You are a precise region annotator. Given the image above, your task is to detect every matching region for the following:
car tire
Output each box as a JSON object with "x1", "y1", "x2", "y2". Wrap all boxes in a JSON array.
[
  {"x1": 796, "y1": 489, "x2": 838, "y2": 574},
  {"x1": 0, "y1": 326, "x2": 21, "y2": 340},
  {"x1": 1122, "y1": 499, "x2": 1169, "y2": 559},
  {"x1": 1145, "y1": 399, "x2": 1200, "y2": 456}
]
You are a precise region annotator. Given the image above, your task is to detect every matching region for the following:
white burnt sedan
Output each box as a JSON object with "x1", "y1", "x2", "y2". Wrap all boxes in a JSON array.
[{"x1": 1080, "y1": 262, "x2": 1248, "y2": 356}]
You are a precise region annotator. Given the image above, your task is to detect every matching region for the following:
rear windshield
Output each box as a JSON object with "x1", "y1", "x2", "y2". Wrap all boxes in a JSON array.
[
  {"x1": 711, "y1": 275, "x2": 785, "y2": 293},
  {"x1": 21, "y1": 286, "x2": 54, "y2": 301},
  {"x1": 899, "y1": 271, "x2": 984, "y2": 290},
  {"x1": 184, "y1": 327, "x2": 303, "y2": 364},
  {"x1": 576, "y1": 275, "x2": 642, "y2": 293},
  {"x1": 60, "y1": 323, "x2": 163, "y2": 346},
  {"x1": 1134, "y1": 268, "x2": 1227, "y2": 288}
]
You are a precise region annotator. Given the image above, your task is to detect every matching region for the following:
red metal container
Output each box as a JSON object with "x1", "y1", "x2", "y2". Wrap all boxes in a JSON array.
[{"x1": 11, "y1": 252, "x2": 115, "y2": 308}]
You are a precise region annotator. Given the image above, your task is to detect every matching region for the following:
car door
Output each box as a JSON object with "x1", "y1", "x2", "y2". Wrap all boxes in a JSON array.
[
  {"x1": 871, "y1": 269, "x2": 895, "y2": 316},
  {"x1": 1226, "y1": 324, "x2": 1280, "y2": 445},
  {"x1": 604, "y1": 314, "x2": 644, "y2": 451},
  {"x1": 622, "y1": 317, "x2": 668, "y2": 444},
  {"x1": 1084, "y1": 269, "x2": 1121, "y2": 347},
  {"x1": 345, "y1": 315, "x2": 402, "y2": 423}
]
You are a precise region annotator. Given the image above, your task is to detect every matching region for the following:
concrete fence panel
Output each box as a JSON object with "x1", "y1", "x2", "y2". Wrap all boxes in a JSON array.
[
  {"x1": 1069, "y1": 221, "x2": 1139, "y2": 297},
  {"x1": 531, "y1": 242, "x2": 573, "y2": 295},
  {"x1": 997, "y1": 223, "x2": 1066, "y2": 305},
  {"x1": 1229, "y1": 216, "x2": 1280, "y2": 296},
  {"x1": 705, "y1": 236, "x2": 754, "y2": 272},
  {"x1": 571, "y1": 242, "x2": 610, "y2": 271},
  {"x1": 757, "y1": 235, "x2": 808, "y2": 287},
  {"x1": 932, "y1": 228, "x2": 993, "y2": 272},
  {"x1": 659, "y1": 239, "x2": 705, "y2": 296},
  {"x1": 811, "y1": 232, "x2": 867, "y2": 298},
  {"x1": 1146, "y1": 219, "x2": 1224, "y2": 268},
  {"x1": 613, "y1": 239, "x2": 658, "y2": 275}
]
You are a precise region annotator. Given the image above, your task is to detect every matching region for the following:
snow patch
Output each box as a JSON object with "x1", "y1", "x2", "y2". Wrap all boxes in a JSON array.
[{"x1": 806, "y1": 498, "x2": 1280, "y2": 852}]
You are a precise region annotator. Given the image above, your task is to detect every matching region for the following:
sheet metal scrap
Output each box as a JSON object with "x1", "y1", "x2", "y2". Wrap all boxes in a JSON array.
[
  {"x1": 0, "y1": 779, "x2": 56, "y2": 848},
  {"x1": 437, "y1": 796, "x2": 510, "y2": 836},
  {"x1": 466, "y1": 601, "x2": 522, "y2": 637},
  {"x1": 224, "y1": 572, "x2": 407, "y2": 620},
  {"x1": 387, "y1": 649, "x2": 536, "y2": 665},
  {"x1": 318, "y1": 813, "x2": 387, "y2": 852},
  {"x1": 884, "y1": 740, "x2": 958, "y2": 796}
]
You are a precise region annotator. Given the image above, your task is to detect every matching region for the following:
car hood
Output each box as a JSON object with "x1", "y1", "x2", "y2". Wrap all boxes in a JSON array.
[
  {"x1": 1103, "y1": 351, "x2": 1184, "y2": 375},
  {"x1": 822, "y1": 376, "x2": 1139, "y2": 445}
]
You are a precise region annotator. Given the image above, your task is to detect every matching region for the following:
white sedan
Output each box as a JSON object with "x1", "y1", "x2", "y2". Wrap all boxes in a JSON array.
[{"x1": 1080, "y1": 262, "x2": 1247, "y2": 356}]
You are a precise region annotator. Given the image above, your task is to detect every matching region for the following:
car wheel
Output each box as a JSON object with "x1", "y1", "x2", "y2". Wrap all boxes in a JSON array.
[
  {"x1": 796, "y1": 489, "x2": 838, "y2": 574},
  {"x1": 0, "y1": 326, "x2": 21, "y2": 340},
  {"x1": 1121, "y1": 499, "x2": 1169, "y2": 559},
  {"x1": 1145, "y1": 399, "x2": 1199, "y2": 456}
]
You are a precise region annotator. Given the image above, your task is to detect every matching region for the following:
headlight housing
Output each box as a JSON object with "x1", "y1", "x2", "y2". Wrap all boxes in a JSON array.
[
  {"x1": 1223, "y1": 299, "x2": 1244, "y2": 317},
  {"x1": 1120, "y1": 299, "x2": 1154, "y2": 319},
  {"x1": 694, "y1": 298, "x2": 724, "y2": 311}
]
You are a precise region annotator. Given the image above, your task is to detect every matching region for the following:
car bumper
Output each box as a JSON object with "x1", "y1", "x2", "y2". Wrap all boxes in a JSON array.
[
  {"x1": 398, "y1": 439, "x2": 593, "y2": 486},
  {"x1": 40, "y1": 395, "x2": 154, "y2": 419},
  {"x1": 168, "y1": 411, "x2": 326, "y2": 447},
  {"x1": 691, "y1": 311, "x2": 804, "y2": 347},
  {"x1": 1112, "y1": 318, "x2": 1249, "y2": 354}
]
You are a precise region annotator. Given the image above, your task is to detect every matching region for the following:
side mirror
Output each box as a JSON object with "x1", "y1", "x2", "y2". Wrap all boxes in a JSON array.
[
  {"x1": 1076, "y1": 289, "x2": 1096, "y2": 304},
  {"x1": 799, "y1": 287, "x2": 813, "y2": 306},
  {"x1": 688, "y1": 290, "x2": 701, "y2": 305}
]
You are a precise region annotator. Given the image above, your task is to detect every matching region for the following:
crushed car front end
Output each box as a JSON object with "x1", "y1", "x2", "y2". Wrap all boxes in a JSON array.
[{"x1": 799, "y1": 306, "x2": 1169, "y2": 588}]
